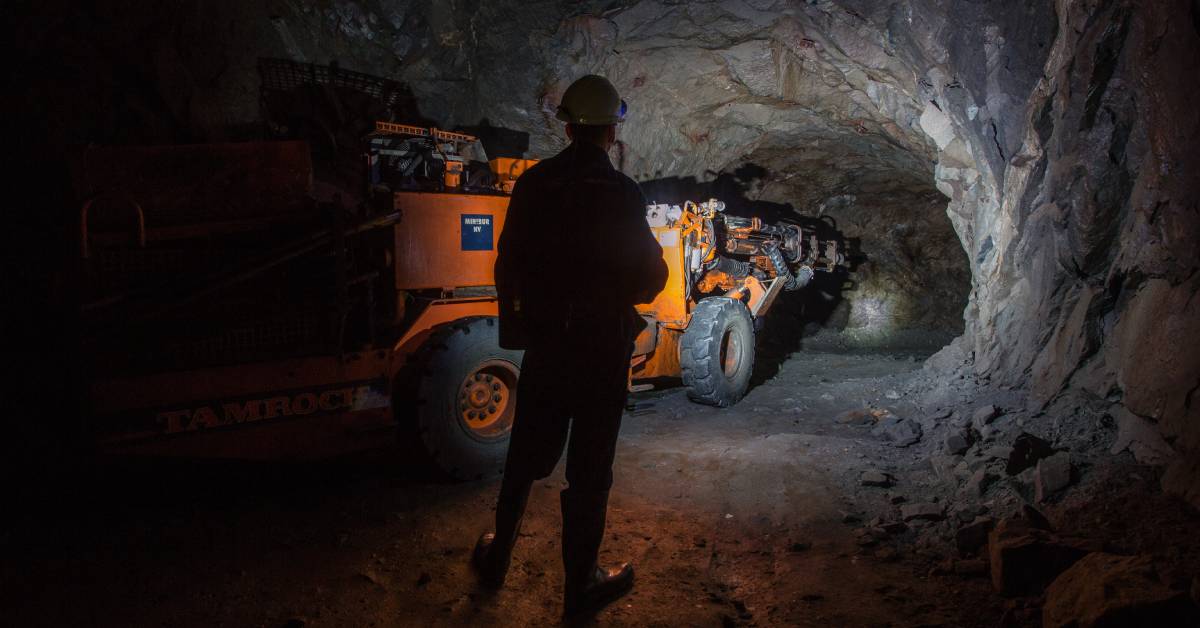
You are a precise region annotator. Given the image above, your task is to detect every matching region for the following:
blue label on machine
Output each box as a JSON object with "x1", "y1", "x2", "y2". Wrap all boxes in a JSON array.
[{"x1": 461, "y1": 214, "x2": 494, "y2": 251}]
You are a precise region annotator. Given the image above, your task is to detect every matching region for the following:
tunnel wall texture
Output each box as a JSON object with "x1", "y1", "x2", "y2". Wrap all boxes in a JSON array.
[
  {"x1": 11, "y1": 0, "x2": 1199, "y2": 502},
  {"x1": 919, "y1": 0, "x2": 1200, "y2": 505}
]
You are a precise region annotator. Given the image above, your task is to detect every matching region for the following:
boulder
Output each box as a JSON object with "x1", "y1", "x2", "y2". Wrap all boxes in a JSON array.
[
  {"x1": 1163, "y1": 457, "x2": 1200, "y2": 510},
  {"x1": 901, "y1": 502, "x2": 944, "y2": 522},
  {"x1": 1043, "y1": 553, "x2": 1199, "y2": 627},
  {"x1": 1020, "y1": 504, "x2": 1054, "y2": 531},
  {"x1": 836, "y1": 408, "x2": 874, "y2": 426},
  {"x1": 972, "y1": 405, "x2": 1001, "y2": 430},
  {"x1": 930, "y1": 454, "x2": 963, "y2": 483},
  {"x1": 955, "y1": 516, "x2": 995, "y2": 556},
  {"x1": 924, "y1": 338, "x2": 971, "y2": 375},
  {"x1": 952, "y1": 559, "x2": 989, "y2": 576},
  {"x1": 860, "y1": 470, "x2": 894, "y2": 487},
  {"x1": 965, "y1": 469, "x2": 998, "y2": 497},
  {"x1": 872, "y1": 415, "x2": 923, "y2": 447},
  {"x1": 943, "y1": 429, "x2": 973, "y2": 455},
  {"x1": 983, "y1": 445, "x2": 1014, "y2": 460},
  {"x1": 1035, "y1": 452, "x2": 1073, "y2": 502},
  {"x1": 1109, "y1": 406, "x2": 1175, "y2": 465},
  {"x1": 952, "y1": 503, "x2": 987, "y2": 523},
  {"x1": 1006, "y1": 432, "x2": 1056, "y2": 475},
  {"x1": 988, "y1": 518, "x2": 1092, "y2": 596}
]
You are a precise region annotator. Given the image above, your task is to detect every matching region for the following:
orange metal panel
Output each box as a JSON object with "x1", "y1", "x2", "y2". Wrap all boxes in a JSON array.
[
  {"x1": 489, "y1": 158, "x2": 538, "y2": 193},
  {"x1": 392, "y1": 298, "x2": 499, "y2": 354},
  {"x1": 91, "y1": 352, "x2": 392, "y2": 413},
  {"x1": 101, "y1": 408, "x2": 395, "y2": 460},
  {"x1": 636, "y1": 226, "x2": 690, "y2": 328},
  {"x1": 633, "y1": 328, "x2": 682, "y2": 380},
  {"x1": 392, "y1": 192, "x2": 509, "y2": 289},
  {"x1": 632, "y1": 320, "x2": 657, "y2": 357},
  {"x1": 91, "y1": 351, "x2": 394, "y2": 447}
]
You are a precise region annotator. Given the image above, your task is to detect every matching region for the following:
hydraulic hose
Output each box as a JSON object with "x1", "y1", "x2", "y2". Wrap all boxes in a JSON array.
[{"x1": 762, "y1": 243, "x2": 795, "y2": 290}]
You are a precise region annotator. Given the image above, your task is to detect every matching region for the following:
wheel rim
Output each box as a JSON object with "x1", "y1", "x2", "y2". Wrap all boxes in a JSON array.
[
  {"x1": 720, "y1": 328, "x2": 744, "y2": 378},
  {"x1": 457, "y1": 359, "x2": 518, "y2": 441}
]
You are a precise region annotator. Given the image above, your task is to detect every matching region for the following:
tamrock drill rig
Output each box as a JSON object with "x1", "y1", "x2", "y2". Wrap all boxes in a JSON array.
[{"x1": 75, "y1": 110, "x2": 843, "y2": 480}]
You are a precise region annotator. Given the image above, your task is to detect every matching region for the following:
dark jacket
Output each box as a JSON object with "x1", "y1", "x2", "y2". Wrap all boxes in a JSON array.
[{"x1": 495, "y1": 141, "x2": 667, "y2": 350}]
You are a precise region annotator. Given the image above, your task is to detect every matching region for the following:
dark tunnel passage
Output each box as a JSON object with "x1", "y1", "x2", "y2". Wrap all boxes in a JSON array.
[{"x1": 5, "y1": 1, "x2": 1200, "y2": 627}]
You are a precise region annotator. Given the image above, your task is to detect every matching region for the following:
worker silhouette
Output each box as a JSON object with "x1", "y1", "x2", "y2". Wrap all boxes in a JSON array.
[{"x1": 474, "y1": 75, "x2": 668, "y2": 617}]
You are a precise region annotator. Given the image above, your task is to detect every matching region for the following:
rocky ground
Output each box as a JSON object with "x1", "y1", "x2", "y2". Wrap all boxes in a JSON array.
[{"x1": 4, "y1": 340, "x2": 1199, "y2": 627}]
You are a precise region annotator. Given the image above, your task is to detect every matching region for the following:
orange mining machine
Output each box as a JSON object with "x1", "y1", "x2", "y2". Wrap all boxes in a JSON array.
[
  {"x1": 633, "y1": 198, "x2": 845, "y2": 406},
  {"x1": 77, "y1": 122, "x2": 843, "y2": 479}
]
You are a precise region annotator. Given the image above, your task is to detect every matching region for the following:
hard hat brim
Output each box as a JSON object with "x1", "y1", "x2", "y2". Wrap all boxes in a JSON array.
[{"x1": 555, "y1": 99, "x2": 628, "y2": 125}]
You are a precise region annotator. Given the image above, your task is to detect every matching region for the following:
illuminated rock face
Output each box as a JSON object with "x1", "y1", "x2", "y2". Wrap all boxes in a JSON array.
[{"x1": 16, "y1": 0, "x2": 1200, "y2": 500}]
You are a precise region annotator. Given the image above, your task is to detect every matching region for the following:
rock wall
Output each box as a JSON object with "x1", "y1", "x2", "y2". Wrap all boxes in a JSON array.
[
  {"x1": 12, "y1": 1, "x2": 1198, "y2": 499},
  {"x1": 916, "y1": 0, "x2": 1200, "y2": 504}
]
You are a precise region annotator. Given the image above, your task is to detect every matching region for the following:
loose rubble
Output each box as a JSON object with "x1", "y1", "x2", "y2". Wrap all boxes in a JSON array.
[
  {"x1": 987, "y1": 517, "x2": 1096, "y2": 597},
  {"x1": 1043, "y1": 553, "x2": 1200, "y2": 627},
  {"x1": 872, "y1": 415, "x2": 923, "y2": 447}
]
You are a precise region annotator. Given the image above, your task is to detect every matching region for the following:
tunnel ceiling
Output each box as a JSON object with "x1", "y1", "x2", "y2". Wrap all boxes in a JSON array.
[{"x1": 276, "y1": 0, "x2": 945, "y2": 210}]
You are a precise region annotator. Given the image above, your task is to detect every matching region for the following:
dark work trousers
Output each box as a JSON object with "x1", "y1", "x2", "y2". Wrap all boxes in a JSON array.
[{"x1": 500, "y1": 315, "x2": 635, "y2": 493}]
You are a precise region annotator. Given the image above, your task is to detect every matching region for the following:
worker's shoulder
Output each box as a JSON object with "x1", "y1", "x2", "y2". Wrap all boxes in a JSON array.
[
  {"x1": 611, "y1": 170, "x2": 644, "y2": 197},
  {"x1": 520, "y1": 155, "x2": 556, "y2": 178},
  {"x1": 592, "y1": 170, "x2": 645, "y2": 210},
  {"x1": 511, "y1": 153, "x2": 567, "y2": 190}
]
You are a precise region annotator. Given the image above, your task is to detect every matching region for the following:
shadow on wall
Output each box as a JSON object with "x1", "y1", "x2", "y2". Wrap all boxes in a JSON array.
[{"x1": 638, "y1": 166, "x2": 862, "y2": 383}]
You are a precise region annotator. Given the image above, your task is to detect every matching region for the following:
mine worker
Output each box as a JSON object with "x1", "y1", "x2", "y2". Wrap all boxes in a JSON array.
[{"x1": 474, "y1": 74, "x2": 668, "y2": 616}]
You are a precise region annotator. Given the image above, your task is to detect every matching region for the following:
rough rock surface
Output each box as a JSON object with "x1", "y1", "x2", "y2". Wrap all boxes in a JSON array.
[
  {"x1": 1006, "y1": 432, "x2": 1057, "y2": 476},
  {"x1": 872, "y1": 415, "x2": 923, "y2": 447},
  {"x1": 10, "y1": 0, "x2": 976, "y2": 346},
  {"x1": 1035, "y1": 451, "x2": 1073, "y2": 503},
  {"x1": 1043, "y1": 553, "x2": 1200, "y2": 628},
  {"x1": 987, "y1": 518, "x2": 1093, "y2": 597},
  {"x1": 955, "y1": 516, "x2": 995, "y2": 557},
  {"x1": 12, "y1": 1, "x2": 1199, "y2": 494},
  {"x1": 943, "y1": 429, "x2": 972, "y2": 455}
]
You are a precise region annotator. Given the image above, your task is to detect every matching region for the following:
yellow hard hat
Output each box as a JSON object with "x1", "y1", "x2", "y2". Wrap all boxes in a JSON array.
[{"x1": 555, "y1": 75, "x2": 627, "y2": 125}]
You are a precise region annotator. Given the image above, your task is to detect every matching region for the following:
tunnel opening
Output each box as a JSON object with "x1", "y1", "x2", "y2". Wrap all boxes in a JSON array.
[{"x1": 639, "y1": 162, "x2": 971, "y2": 357}]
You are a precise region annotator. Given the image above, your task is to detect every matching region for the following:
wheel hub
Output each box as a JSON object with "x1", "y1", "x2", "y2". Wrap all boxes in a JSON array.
[
  {"x1": 721, "y1": 329, "x2": 744, "y2": 378},
  {"x1": 458, "y1": 361, "x2": 517, "y2": 437}
]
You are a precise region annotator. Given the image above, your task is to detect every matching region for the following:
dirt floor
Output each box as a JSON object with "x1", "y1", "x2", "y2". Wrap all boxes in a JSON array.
[{"x1": 4, "y1": 342, "x2": 1197, "y2": 627}]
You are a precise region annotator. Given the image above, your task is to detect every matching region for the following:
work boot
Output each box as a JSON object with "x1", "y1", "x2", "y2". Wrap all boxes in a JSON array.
[
  {"x1": 472, "y1": 481, "x2": 531, "y2": 588},
  {"x1": 561, "y1": 488, "x2": 635, "y2": 616}
]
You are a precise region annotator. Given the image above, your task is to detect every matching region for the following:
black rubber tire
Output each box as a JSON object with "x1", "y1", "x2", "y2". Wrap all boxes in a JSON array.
[
  {"x1": 680, "y1": 297, "x2": 755, "y2": 407},
  {"x1": 402, "y1": 317, "x2": 523, "y2": 481}
]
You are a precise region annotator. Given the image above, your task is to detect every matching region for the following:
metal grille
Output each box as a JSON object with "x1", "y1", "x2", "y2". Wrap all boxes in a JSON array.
[
  {"x1": 258, "y1": 57, "x2": 407, "y2": 111},
  {"x1": 166, "y1": 308, "x2": 324, "y2": 367},
  {"x1": 88, "y1": 247, "x2": 258, "y2": 297}
]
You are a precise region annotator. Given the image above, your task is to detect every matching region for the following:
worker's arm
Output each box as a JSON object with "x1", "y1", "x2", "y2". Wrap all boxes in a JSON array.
[
  {"x1": 619, "y1": 183, "x2": 668, "y2": 305},
  {"x1": 494, "y1": 174, "x2": 534, "y2": 348},
  {"x1": 496, "y1": 170, "x2": 541, "y2": 290}
]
